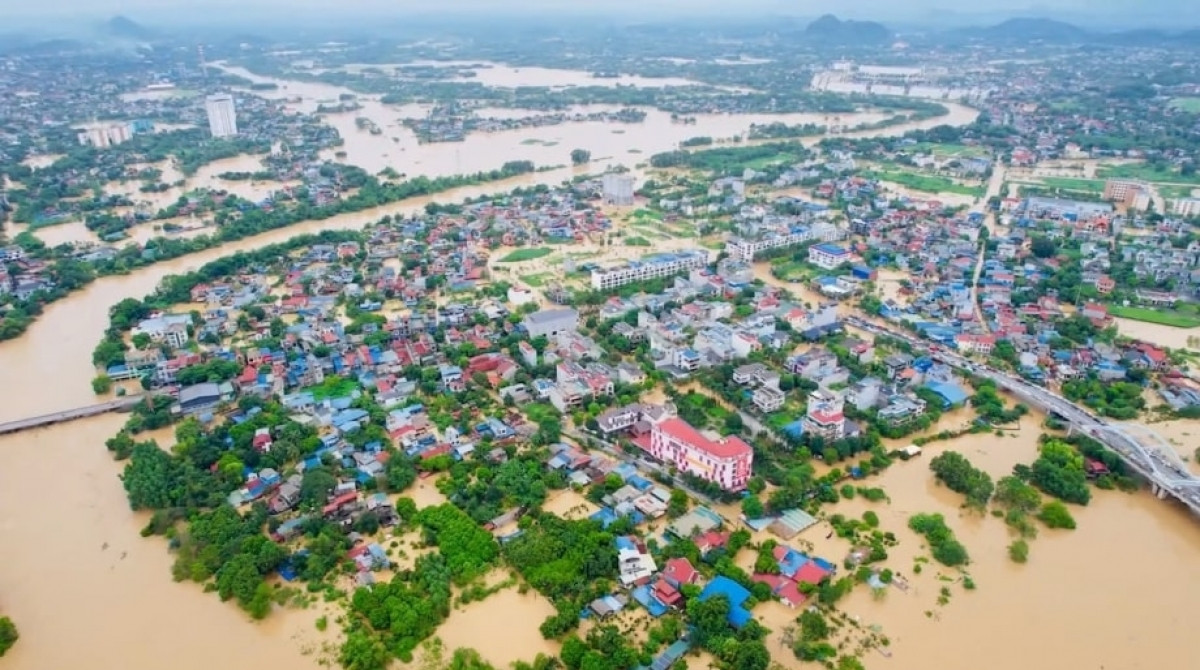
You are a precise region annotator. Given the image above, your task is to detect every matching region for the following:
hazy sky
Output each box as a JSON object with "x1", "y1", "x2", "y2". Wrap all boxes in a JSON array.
[
  {"x1": 2, "y1": 0, "x2": 1184, "y2": 28},
  {"x1": 1, "y1": 0, "x2": 1166, "y2": 17}
]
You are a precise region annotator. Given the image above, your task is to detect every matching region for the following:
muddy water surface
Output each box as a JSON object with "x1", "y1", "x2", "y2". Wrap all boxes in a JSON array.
[
  {"x1": 214, "y1": 63, "x2": 978, "y2": 178},
  {"x1": 0, "y1": 414, "x2": 326, "y2": 670}
]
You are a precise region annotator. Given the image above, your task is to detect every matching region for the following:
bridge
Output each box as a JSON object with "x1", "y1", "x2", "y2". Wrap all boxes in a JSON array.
[
  {"x1": 0, "y1": 395, "x2": 144, "y2": 436},
  {"x1": 846, "y1": 316, "x2": 1200, "y2": 516}
]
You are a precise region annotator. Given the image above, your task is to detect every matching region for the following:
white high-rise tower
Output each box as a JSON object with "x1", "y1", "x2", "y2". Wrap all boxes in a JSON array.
[{"x1": 205, "y1": 93, "x2": 238, "y2": 138}]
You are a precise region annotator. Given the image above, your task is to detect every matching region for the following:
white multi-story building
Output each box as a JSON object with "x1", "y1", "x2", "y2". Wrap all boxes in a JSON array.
[
  {"x1": 77, "y1": 123, "x2": 133, "y2": 148},
  {"x1": 1173, "y1": 197, "x2": 1200, "y2": 218},
  {"x1": 752, "y1": 386, "x2": 785, "y2": 413},
  {"x1": 590, "y1": 250, "x2": 708, "y2": 291},
  {"x1": 602, "y1": 173, "x2": 636, "y2": 206},
  {"x1": 803, "y1": 389, "x2": 845, "y2": 441},
  {"x1": 725, "y1": 221, "x2": 846, "y2": 261},
  {"x1": 808, "y1": 243, "x2": 852, "y2": 270},
  {"x1": 522, "y1": 308, "x2": 579, "y2": 339},
  {"x1": 205, "y1": 93, "x2": 238, "y2": 138}
]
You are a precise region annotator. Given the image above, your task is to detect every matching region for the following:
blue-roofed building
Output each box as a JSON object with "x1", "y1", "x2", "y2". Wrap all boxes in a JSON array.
[
  {"x1": 698, "y1": 577, "x2": 753, "y2": 628},
  {"x1": 631, "y1": 584, "x2": 671, "y2": 617},
  {"x1": 782, "y1": 419, "x2": 805, "y2": 440},
  {"x1": 590, "y1": 507, "x2": 620, "y2": 528},
  {"x1": 809, "y1": 243, "x2": 852, "y2": 270},
  {"x1": 333, "y1": 408, "x2": 369, "y2": 429},
  {"x1": 924, "y1": 381, "x2": 969, "y2": 408}
]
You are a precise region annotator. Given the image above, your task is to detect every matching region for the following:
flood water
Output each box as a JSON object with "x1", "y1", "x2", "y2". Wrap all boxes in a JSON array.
[
  {"x1": 0, "y1": 62, "x2": 1192, "y2": 670},
  {"x1": 803, "y1": 424, "x2": 1200, "y2": 670},
  {"x1": 215, "y1": 63, "x2": 978, "y2": 178}
]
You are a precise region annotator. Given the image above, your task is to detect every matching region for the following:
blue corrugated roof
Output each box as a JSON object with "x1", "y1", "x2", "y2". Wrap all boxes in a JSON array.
[
  {"x1": 698, "y1": 577, "x2": 752, "y2": 628},
  {"x1": 924, "y1": 381, "x2": 969, "y2": 406}
]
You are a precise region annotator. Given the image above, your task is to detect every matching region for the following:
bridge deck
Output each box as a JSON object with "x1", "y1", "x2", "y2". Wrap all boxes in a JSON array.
[{"x1": 0, "y1": 396, "x2": 143, "y2": 436}]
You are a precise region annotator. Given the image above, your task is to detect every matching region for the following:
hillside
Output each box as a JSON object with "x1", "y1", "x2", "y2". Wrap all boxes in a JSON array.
[{"x1": 805, "y1": 14, "x2": 892, "y2": 45}]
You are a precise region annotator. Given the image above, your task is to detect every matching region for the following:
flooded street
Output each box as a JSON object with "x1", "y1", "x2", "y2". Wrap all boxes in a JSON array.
[{"x1": 0, "y1": 60, "x2": 1193, "y2": 670}]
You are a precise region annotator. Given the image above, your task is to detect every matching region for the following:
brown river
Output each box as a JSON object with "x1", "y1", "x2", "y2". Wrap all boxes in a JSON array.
[{"x1": 0, "y1": 64, "x2": 1195, "y2": 670}]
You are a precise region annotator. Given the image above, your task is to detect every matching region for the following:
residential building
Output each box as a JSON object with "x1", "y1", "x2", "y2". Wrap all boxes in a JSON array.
[
  {"x1": 77, "y1": 122, "x2": 132, "y2": 148},
  {"x1": 803, "y1": 389, "x2": 845, "y2": 441},
  {"x1": 725, "y1": 223, "x2": 846, "y2": 262},
  {"x1": 507, "y1": 285, "x2": 536, "y2": 306},
  {"x1": 808, "y1": 243, "x2": 852, "y2": 270},
  {"x1": 847, "y1": 377, "x2": 884, "y2": 411},
  {"x1": 1103, "y1": 179, "x2": 1151, "y2": 210},
  {"x1": 205, "y1": 93, "x2": 238, "y2": 138},
  {"x1": 733, "y1": 363, "x2": 780, "y2": 389},
  {"x1": 602, "y1": 173, "x2": 636, "y2": 206},
  {"x1": 175, "y1": 382, "x2": 229, "y2": 416},
  {"x1": 590, "y1": 250, "x2": 709, "y2": 291},
  {"x1": 646, "y1": 418, "x2": 752, "y2": 492},
  {"x1": 752, "y1": 386, "x2": 785, "y2": 413},
  {"x1": 1172, "y1": 197, "x2": 1200, "y2": 218},
  {"x1": 954, "y1": 333, "x2": 995, "y2": 355},
  {"x1": 617, "y1": 536, "x2": 657, "y2": 587},
  {"x1": 522, "y1": 308, "x2": 579, "y2": 338}
]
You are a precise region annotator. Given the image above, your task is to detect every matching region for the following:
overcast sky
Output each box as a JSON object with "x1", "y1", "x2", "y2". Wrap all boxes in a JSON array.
[{"x1": 1, "y1": 0, "x2": 1181, "y2": 26}]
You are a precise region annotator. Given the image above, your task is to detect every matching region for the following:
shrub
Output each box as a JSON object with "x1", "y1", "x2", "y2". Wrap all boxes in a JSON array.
[
  {"x1": 1008, "y1": 540, "x2": 1029, "y2": 563},
  {"x1": 1037, "y1": 501, "x2": 1077, "y2": 530}
]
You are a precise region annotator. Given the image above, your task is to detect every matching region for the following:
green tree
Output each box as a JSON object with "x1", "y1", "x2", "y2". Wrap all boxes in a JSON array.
[
  {"x1": 1037, "y1": 501, "x2": 1077, "y2": 530},
  {"x1": 339, "y1": 630, "x2": 391, "y2": 670},
  {"x1": 0, "y1": 616, "x2": 17, "y2": 657},
  {"x1": 571, "y1": 149, "x2": 592, "y2": 165},
  {"x1": 741, "y1": 495, "x2": 765, "y2": 519},
  {"x1": 1008, "y1": 539, "x2": 1029, "y2": 563},
  {"x1": 561, "y1": 635, "x2": 588, "y2": 670},
  {"x1": 929, "y1": 451, "x2": 994, "y2": 508},
  {"x1": 667, "y1": 489, "x2": 690, "y2": 518},
  {"x1": 1030, "y1": 236, "x2": 1057, "y2": 259},
  {"x1": 300, "y1": 468, "x2": 338, "y2": 508},
  {"x1": 92, "y1": 374, "x2": 113, "y2": 394},
  {"x1": 994, "y1": 475, "x2": 1042, "y2": 513},
  {"x1": 1028, "y1": 440, "x2": 1091, "y2": 505}
]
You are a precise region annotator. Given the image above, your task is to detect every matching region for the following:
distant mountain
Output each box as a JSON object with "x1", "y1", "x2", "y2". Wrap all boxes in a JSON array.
[
  {"x1": 951, "y1": 17, "x2": 1087, "y2": 42},
  {"x1": 939, "y1": 17, "x2": 1200, "y2": 47},
  {"x1": 3, "y1": 38, "x2": 86, "y2": 55},
  {"x1": 103, "y1": 15, "x2": 155, "y2": 41},
  {"x1": 805, "y1": 14, "x2": 892, "y2": 45}
]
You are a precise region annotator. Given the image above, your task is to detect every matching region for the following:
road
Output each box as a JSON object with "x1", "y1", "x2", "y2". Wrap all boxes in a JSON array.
[
  {"x1": 845, "y1": 315, "x2": 1200, "y2": 515},
  {"x1": 968, "y1": 163, "x2": 1007, "y2": 335}
]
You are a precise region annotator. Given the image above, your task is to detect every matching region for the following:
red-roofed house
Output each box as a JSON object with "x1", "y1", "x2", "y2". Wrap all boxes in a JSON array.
[
  {"x1": 795, "y1": 561, "x2": 831, "y2": 586},
  {"x1": 695, "y1": 531, "x2": 731, "y2": 555},
  {"x1": 662, "y1": 558, "x2": 699, "y2": 588},
  {"x1": 646, "y1": 418, "x2": 752, "y2": 491},
  {"x1": 651, "y1": 577, "x2": 683, "y2": 608}
]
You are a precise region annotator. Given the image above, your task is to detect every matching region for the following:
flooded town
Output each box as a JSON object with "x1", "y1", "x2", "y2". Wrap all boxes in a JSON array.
[{"x1": 1, "y1": 6, "x2": 1200, "y2": 670}]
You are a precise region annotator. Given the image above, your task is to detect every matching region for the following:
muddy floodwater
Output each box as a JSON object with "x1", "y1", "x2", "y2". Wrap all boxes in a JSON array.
[
  {"x1": 0, "y1": 61, "x2": 1194, "y2": 670},
  {"x1": 214, "y1": 63, "x2": 978, "y2": 178}
]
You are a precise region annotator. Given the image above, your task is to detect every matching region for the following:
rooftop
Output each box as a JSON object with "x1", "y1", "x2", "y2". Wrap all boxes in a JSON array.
[{"x1": 655, "y1": 417, "x2": 751, "y2": 460}]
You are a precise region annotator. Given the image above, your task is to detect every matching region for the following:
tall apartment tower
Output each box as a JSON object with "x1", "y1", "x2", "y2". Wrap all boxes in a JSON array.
[
  {"x1": 205, "y1": 93, "x2": 238, "y2": 138},
  {"x1": 601, "y1": 172, "x2": 636, "y2": 206}
]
